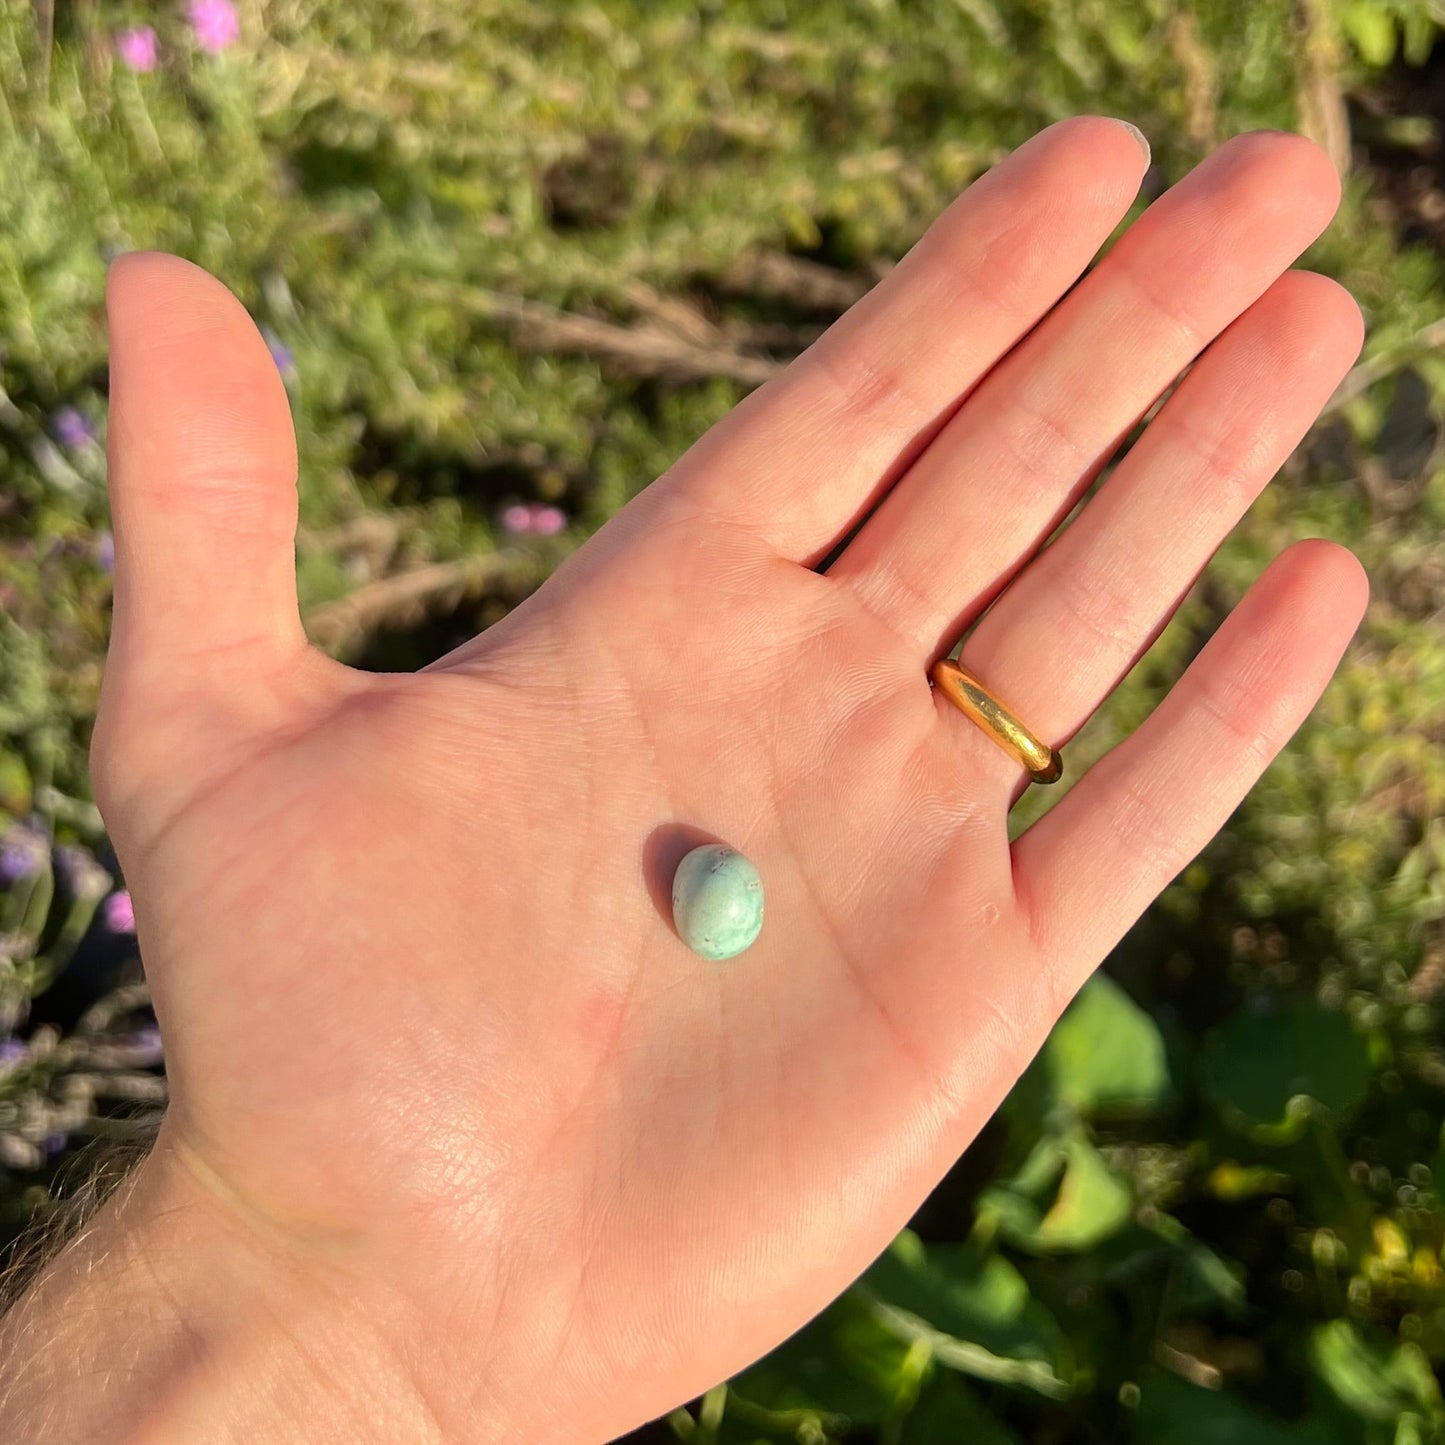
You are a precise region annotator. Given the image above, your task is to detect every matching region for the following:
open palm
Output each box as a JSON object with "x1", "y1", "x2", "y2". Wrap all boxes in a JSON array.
[{"x1": 95, "y1": 118, "x2": 1366, "y2": 1442}]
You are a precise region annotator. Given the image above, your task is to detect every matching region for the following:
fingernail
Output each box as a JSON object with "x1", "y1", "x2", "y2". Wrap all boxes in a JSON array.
[{"x1": 1111, "y1": 118, "x2": 1151, "y2": 166}]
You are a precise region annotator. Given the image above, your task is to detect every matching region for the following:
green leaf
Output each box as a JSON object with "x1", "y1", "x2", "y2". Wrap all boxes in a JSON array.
[
  {"x1": 978, "y1": 1132, "x2": 1133, "y2": 1253},
  {"x1": 1035, "y1": 1134, "x2": 1134, "y2": 1248},
  {"x1": 1172, "y1": 1235, "x2": 1248, "y2": 1314},
  {"x1": 1339, "y1": 3, "x2": 1399, "y2": 67},
  {"x1": 1010, "y1": 1133, "x2": 1069, "y2": 1195},
  {"x1": 1101, "y1": 12, "x2": 1148, "y2": 67},
  {"x1": 906, "y1": 1373, "x2": 1024, "y2": 1445},
  {"x1": 1135, "y1": 1369, "x2": 1351, "y2": 1445},
  {"x1": 1199, "y1": 1004, "x2": 1372, "y2": 1137},
  {"x1": 1396, "y1": 1415, "x2": 1428, "y2": 1445},
  {"x1": 860, "y1": 1230, "x2": 1069, "y2": 1393},
  {"x1": 726, "y1": 1292, "x2": 909, "y2": 1430},
  {"x1": 1031, "y1": 974, "x2": 1172, "y2": 1117},
  {"x1": 1402, "y1": 12, "x2": 1438, "y2": 66},
  {"x1": 1095, "y1": 1214, "x2": 1247, "y2": 1315},
  {"x1": 1308, "y1": 1320, "x2": 1445, "y2": 1425}
]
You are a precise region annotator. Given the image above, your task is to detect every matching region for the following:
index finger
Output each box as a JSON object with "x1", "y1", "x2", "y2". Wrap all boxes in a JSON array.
[{"x1": 653, "y1": 114, "x2": 1151, "y2": 564}]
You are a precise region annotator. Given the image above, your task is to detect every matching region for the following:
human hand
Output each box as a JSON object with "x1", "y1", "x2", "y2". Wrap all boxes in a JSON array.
[{"x1": 4, "y1": 118, "x2": 1367, "y2": 1443}]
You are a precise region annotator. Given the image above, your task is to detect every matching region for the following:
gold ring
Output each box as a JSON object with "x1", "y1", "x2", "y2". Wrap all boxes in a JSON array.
[{"x1": 930, "y1": 658, "x2": 1062, "y2": 785}]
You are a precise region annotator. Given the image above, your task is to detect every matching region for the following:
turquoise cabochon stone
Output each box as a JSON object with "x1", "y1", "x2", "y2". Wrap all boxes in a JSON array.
[{"x1": 671, "y1": 844, "x2": 764, "y2": 960}]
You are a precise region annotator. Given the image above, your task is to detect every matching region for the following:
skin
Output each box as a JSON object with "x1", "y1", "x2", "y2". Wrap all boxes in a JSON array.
[{"x1": 0, "y1": 118, "x2": 1369, "y2": 1443}]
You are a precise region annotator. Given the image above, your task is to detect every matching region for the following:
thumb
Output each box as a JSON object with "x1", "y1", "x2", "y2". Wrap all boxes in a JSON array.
[
  {"x1": 95, "y1": 253, "x2": 315, "y2": 827},
  {"x1": 105, "y1": 251, "x2": 303, "y2": 674}
]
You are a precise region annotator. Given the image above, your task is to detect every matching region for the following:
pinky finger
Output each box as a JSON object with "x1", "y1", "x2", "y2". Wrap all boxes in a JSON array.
[{"x1": 1009, "y1": 539, "x2": 1368, "y2": 987}]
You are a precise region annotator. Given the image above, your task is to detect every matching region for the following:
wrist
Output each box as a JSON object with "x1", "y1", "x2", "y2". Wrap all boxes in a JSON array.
[{"x1": 0, "y1": 1127, "x2": 442, "y2": 1445}]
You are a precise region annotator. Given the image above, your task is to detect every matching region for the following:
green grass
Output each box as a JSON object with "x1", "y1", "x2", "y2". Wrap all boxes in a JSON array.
[{"x1": 3, "y1": 1, "x2": 1445, "y2": 1440}]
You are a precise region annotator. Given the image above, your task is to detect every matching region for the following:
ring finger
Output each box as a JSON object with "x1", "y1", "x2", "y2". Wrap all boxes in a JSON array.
[
  {"x1": 944, "y1": 265, "x2": 1363, "y2": 794},
  {"x1": 828, "y1": 130, "x2": 1343, "y2": 659}
]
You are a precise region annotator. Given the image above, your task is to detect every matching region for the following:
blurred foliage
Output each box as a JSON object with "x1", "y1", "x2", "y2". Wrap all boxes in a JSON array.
[{"x1": 2, "y1": 0, "x2": 1445, "y2": 1440}]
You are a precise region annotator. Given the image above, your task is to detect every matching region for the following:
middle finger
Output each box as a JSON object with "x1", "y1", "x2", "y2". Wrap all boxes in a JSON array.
[{"x1": 827, "y1": 130, "x2": 1342, "y2": 657}]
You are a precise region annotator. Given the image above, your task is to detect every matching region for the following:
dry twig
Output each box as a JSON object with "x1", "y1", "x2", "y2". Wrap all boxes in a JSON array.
[
  {"x1": 1321, "y1": 316, "x2": 1445, "y2": 416},
  {"x1": 713, "y1": 249, "x2": 872, "y2": 312},
  {"x1": 1296, "y1": 0, "x2": 1352, "y2": 178},
  {"x1": 303, "y1": 550, "x2": 538, "y2": 653},
  {"x1": 407, "y1": 279, "x2": 783, "y2": 387}
]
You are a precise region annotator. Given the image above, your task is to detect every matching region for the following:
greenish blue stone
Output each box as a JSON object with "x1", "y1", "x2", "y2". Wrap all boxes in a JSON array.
[{"x1": 671, "y1": 844, "x2": 764, "y2": 960}]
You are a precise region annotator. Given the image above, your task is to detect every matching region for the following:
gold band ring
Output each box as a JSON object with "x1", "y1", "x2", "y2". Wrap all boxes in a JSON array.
[{"x1": 930, "y1": 658, "x2": 1062, "y2": 785}]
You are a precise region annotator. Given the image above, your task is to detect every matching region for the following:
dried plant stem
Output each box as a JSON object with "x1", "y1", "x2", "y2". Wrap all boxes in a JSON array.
[
  {"x1": 303, "y1": 550, "x2": 540, "y2": 654},
  {"x1": 1322, "y1": 315, "x2": 1445, "y2": 416},
  {"x1": 1295, "y1": 0, "x2": 1352, "y2": 179},
  {"x1": 406, "y1": 279, "x2": 785, "y2": 387}
]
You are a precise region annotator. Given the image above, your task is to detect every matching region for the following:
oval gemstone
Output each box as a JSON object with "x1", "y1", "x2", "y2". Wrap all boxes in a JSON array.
[{"x1": 671, "y1": 844, "x2": 764, "y2": 960}]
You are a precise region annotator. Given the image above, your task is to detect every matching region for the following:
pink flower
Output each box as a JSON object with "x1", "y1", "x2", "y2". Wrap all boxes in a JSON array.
[
  {"x1": 500, "y1": 502, "x2": 568, "y2": 536},
  {"x1": 500, "y1": 504, "x2": 534, "y2": 535},
  {"x1": 115, "y1": 26, "x2": 159, "y2": 72},
  {"x1": 188, "y1": 0, "x2": 239, "y2": 53},
  {"x1": 529, "y1": 505, "x2": 566, "y2": 536},
  {"x1": 103, "y1": 890, "x2": 136, "y2": 934}
]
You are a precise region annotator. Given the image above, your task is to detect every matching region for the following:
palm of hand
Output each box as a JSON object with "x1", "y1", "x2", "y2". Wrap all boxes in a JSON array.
[
  {"x1": 126, "y1": 496, "x2": 1021, "y2": 1429},
  {"x1": 96, "y1": 119, "x2": 1366, "y2": 1440}
]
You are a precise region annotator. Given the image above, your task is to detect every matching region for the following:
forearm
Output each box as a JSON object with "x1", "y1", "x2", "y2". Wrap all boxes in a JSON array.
[{"x1": 0, "y1": 1134, "x2": 441, "y2": 1445}]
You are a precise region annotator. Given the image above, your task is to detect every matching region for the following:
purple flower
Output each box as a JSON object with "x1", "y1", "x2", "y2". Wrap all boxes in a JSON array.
[
  {"x1": 0, "y1": 825, "x2": 48, "y2": 883},
  {"x1": 44, "y1": 1132, "x2": 69, "y2": 1158},
  {"x1": 261, "y1": 329, "x2": 297, "y2": 377},
  {"x1": 500, "y1": 503, "x2": 534, "y2": 535},
  {"x1": 115, "y1": 26, "x2": 159, "y2": 72},
  {"x1": 103, "y1": 890, "x2": 136, "y2": 934},
  {"x1": 0, "y1": 1037, "x2": 25, "y2": 1067},
  {"x1": 188, "y1": 0, "x2": 239, "y2": 52},
  {"x1": 94, "y1": 530, "x2": 115, "y2": 573},
  {"x1": 529, "y1": 504, "x2": 566, "y2": 536},
  {"x1": 52, "y1": 406, "x2": 96, "y2": 448},
  {"x1": 127, "y1": 1025, "x2": 164, "y2": 1067}
]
